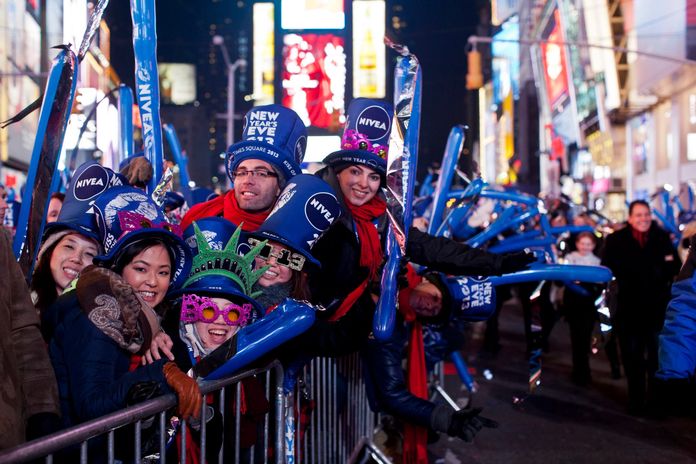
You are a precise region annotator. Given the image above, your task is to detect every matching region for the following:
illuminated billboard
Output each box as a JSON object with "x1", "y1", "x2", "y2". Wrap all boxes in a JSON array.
[
  {"x1": 281, "y1": 0, "x2": 345, "y2": 30},
  {"x1": 540, "y1": 9, "x2": 570, "y2": 112},
  {"x1": 352, "y1": 0, "x2": 385, "y2": 98},
  {"x1": 282, "y1": 33, "x2": 346, "y2": 130},
  {"x1": 253, "y1": 2, "x2": 275, "y2": 106},
  {"x1": 158, "y1": 63, "x2": 196, "y2": 105},
  {"x1": 492, "y1": 16, "x2": 519, "y2": 104}
]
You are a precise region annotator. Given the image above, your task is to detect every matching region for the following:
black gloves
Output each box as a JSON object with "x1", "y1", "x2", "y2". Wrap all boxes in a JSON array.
[
  {"x1": 430, "y1": 404, "x2": 498, "y2": 443},
  {"x1": 26, "y1": 412, "x2": 61, "y2": 441},
  {"x1": 447, "y1": 407, "x2": 498, "y2": 442},
  {"x1": 499, "y1": 250, "x2": 536, "y2": 274}
]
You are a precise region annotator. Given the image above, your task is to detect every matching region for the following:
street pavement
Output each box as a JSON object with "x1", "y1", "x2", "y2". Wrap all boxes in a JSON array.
[{"x1": 428, "y1": 297, "x2": 696, "y2": 464}]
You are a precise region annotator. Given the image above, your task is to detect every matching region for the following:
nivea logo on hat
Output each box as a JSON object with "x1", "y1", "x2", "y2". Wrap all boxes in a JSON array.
[
  {"x1": 356, "y1": 105, "x2": 391, "y2": 141},
  {"x1": 73, "y1": 164, "x2": 110, "y2": 201},
  {"x1": 305, "y1": 192, "x2": 338, "y2": 231}
]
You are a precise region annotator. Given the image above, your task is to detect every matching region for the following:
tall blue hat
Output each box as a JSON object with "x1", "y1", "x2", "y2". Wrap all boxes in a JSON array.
[
  {"x1": 434, "y1": 275, "x2": 497, "y2": 322},
  {"x1": 249, "y1": 174, "x2": 342, "y2": 269},
  {"x1": 323, "y1": 98, "x2": 393, "y2": 176},
  {"x1": 43, "y1": 161, "x2": 127, "y2": 242},
  {"x1": 226, "y1": 105, "x2": 307, "y2": 182},
  {"x1": 92, "y1": 186, "x2": 191, "y2": 289},
  {"x1": 177, "y1": 217, "x2": 266, "y2": 317}
]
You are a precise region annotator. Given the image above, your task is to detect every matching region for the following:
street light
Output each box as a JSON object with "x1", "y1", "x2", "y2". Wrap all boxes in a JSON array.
[{"x1": 212, "y1": 35, "x2": 247, "y2": 150}]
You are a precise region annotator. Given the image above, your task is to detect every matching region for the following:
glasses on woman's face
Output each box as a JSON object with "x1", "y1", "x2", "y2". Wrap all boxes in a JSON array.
[
  {"x1": 181, "y1": 294, "x2": 253, "y2": 327},
  {"x1": 247, "y1": 237, "x2": 305, "y2": 271},
  {"x1": 231, "y1": 169, "x2": 278, "y2": 180}
]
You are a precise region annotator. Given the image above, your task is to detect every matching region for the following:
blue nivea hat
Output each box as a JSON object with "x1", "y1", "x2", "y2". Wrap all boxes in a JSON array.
[
  {"x1": 249, "y1": 174, "x2": 342, "y2": 269},
  {"x1": 442, "y1": 275, "x2": 497, "y2": 321},
  {"x1": 92, "y1": 186, "x2": 191, "y2": 289},
  {"x1": 226, "y1": 105, "x2": 308, "y2": 182},
  {"x1": 177, "y1": 217, "x2": 266, "y2": 317},
  {"x1": 323, "y1": 98, "x2": 393, "y2": 176},
  {"x1": 44, "y1": 161, "x2": 127, "y2": 242},
  {"x1": 190, "y1": 187, "x2": 219, "y2": 206}
]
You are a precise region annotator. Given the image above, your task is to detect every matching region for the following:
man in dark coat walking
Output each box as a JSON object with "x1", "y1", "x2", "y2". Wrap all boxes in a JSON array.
[{"x1": 601, "y1": 200, "x2": 680, "y2": 414}]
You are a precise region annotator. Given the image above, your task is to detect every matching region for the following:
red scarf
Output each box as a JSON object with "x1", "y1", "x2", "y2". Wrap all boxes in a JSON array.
[
  {"x1": 328, "y1": 196, "x2": 386, "y2": 321},
  {"x1": 398, "y1": 266, "x2": 429, "y2": 464},
  {"x1": 630, "y1": 226, "x2": 649, "y2": 248},
  {"x1": 180, "y1": 190, "x2": 269, "y2": 231}
]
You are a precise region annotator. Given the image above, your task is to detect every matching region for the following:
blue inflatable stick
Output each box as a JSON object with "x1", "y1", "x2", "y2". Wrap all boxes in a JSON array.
[
  {"x1": 130, "y1": 0, "x2": 164, "y2": 193},
  {"x1": 163, "y1": 124, "x2": 193, "y2": 205},
  {"x1": 13, "y1": 48, "x2": 78, "y2": 277},
  {"x1": 428, "y1": 125, "x2": 466, "y2": 235},
  {"x1": 117, "y1": 83, "x2": 134, "y2": 168},
  {"x1": 194, "y1": 299, "x2": 316, "y2": 381},
  {"x1": 374, "y1": 39, "x2": 423, "y2": 341}
]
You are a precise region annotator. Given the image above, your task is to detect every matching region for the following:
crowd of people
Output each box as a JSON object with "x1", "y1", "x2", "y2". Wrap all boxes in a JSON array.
[{"x1": 2, "y1": 96, "x2": 695, "y2": 462}]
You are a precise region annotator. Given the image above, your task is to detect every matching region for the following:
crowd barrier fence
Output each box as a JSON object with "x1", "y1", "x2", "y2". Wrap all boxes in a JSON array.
[{"x1": 0, "y1": 361, "x2": 285, "y2": 464}]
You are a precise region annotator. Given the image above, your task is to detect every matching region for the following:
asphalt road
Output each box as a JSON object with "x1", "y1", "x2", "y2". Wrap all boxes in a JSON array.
[{"x1": 428, "y1": 298, "x2": 696, "y2": 464}]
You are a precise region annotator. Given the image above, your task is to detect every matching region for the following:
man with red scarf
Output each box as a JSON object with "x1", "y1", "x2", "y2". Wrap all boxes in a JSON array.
[
  {"x1": 602, "y1": 199, "x2": 680, "y2": 415},
  {"x1": 181, "y1": 104, "x2": 307, "y2": 232}
]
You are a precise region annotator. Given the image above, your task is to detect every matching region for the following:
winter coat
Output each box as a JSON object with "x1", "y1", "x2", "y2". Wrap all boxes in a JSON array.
[
  {"x1": 44, "y1": 291, "x2": 170, "y2": 428},
  {"x1": 657, "y1": 277, "x2": 696, "y2": 380},
  {"x1": 362, "y1": 316, "x2": 434, "y2": 427},
  {"x1": 601, "y1": 222, "x2": 680, "y2": 331},
  {"x1": 0, "y1": 229, "x2": 60, "y2": 450}
]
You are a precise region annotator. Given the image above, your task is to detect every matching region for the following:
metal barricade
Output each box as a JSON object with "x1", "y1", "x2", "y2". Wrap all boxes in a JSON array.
[
  {"x1": 287, "y1": 354, "x2": 388, "y2": 464},
  {"x1": 0, "y1": 361, "x2": 285, "y2": 464}
]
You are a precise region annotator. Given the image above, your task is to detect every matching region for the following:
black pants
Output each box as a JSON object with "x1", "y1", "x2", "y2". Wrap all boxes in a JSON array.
[
  {"x1": 615, "y1": 323, "x2": 659, "y2": 411},
  {"x1": 565, "y1": 300, "x2": 596, "y2": 384}
]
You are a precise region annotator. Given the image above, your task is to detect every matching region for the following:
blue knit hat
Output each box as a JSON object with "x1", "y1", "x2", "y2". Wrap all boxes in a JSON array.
[
  {"x1": 323, "y1": 98, "x2": 393, "y2": 176},
  {"x1": 249, "y1": 174, "x2": 342, "y2": 269},
  {"x1": 226, "y1": 105, "x2": 307, "y2": 182},
  {"x1": 92, "y1": 186, "x2": 191, "y2": 289}
]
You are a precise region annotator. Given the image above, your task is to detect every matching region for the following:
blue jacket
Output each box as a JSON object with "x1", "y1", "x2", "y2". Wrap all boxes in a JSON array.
[
  {"x1": 45, "y1": 292, "x2": 170, "y2": 428},
  {"x1": 657, "y1": 277, "x2": 696, "y2": 380}
]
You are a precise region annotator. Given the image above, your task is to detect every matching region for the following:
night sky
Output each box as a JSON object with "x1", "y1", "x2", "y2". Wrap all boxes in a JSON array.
[{"x1": 103, "y1": 0, "x2": 484, "y2": 178}]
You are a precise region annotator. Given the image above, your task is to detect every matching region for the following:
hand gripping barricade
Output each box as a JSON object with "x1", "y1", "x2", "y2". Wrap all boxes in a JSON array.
[{"x1": 0, "y1": 362, "x2": 286, "y2": 464}]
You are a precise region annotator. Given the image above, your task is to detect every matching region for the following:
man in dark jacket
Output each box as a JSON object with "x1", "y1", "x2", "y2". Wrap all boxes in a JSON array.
[{"x1": 601, "y1": 200, "x2": 680, "y2": 414}]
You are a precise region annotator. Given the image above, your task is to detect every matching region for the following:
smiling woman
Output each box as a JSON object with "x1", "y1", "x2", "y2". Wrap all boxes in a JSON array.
[{"x1": 41, "y1": 185, "x2": 201, "y2": 458}]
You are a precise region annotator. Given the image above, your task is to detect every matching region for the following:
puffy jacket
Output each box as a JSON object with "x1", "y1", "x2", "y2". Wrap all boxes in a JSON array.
[
  {"x1": 362, "y1": 317, "x2": 434, "y2": 427},
  {"x1": 657, "y1": 277, "x2": 696, "y2": 380},
  {"x1": 44, "y1": 292, "x2": 170, "y2": 428}
]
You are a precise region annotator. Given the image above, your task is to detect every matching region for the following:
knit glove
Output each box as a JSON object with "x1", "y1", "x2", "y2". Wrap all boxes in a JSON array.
[
  {"x1": 163, "y1": 362, "x2": 202, "y2": 420},
  {"x1": 498, "y1": 250, "x2": 536, "y2": 274}
]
